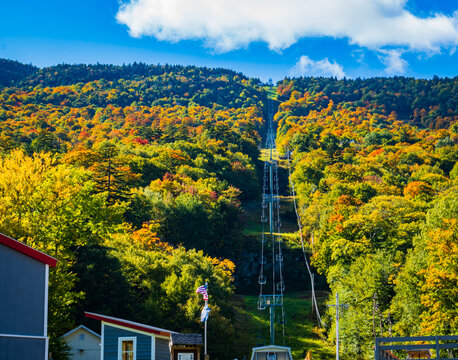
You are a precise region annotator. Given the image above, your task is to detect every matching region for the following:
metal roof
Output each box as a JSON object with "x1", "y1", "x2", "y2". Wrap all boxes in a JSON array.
[
  {"x1": 62, "y1": 325, "x2": 101, "y2": 339},
  {"x1": 250, "y1": 345, "x2": 293, "y2": 360},
  {"x1": 84, "y1": 312, "x2": 177, "y2": 336},
  {"x1": 0, "y1": 232, "x2": 57, "y2": 267},
  {"x1": 170, "y1": 333, "x2": 203, "y2": 346}
]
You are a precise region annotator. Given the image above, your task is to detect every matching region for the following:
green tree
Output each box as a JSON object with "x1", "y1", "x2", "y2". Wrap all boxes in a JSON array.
[
  {"x1": 0, "y1": 150, "x2": 123, "y2": 358},
  {"x1": 104, "y1": 229, "x2": 237, "y2": 360},
  {"x1": 326, "y1": 251, "x2": 397, "y2": 359}
]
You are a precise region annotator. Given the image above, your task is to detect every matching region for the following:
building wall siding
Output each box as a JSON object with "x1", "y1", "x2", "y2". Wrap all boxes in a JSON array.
[
  {"x1": 64, "y1": 328, "x2": 101, "y2": 360},
  {"x1": 103, "y1": 324, "x2": 154, "y2": 360},
  {"x1": 0, "y1": 243, "x2": 46, "y2": 335},
  {"x1": 155, "y1": 338, "x2": 170, "y2": 360},
  {"x1": 0, "y1": 337, "x2": 46, "y2": 360}
]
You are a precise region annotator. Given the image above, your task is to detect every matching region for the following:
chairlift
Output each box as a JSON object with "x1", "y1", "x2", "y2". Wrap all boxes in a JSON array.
[
  {"x1": 257, "y1": 298, "x2": 267, "y2": 311},
  {"x1": 258, "y1": 275, "x2": 267, "y2": 285},
  {"x1": 276, "y1": 282, "x2": 285, "y2": 292}
]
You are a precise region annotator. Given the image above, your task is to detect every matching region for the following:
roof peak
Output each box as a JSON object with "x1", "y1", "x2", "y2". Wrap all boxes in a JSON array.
[
  {"x1": 62, "y1": 325, "x2": 101, "y2": 339},
  {"x1": 0, "y1": 233, "x2": 57, "y2": 267},
  {"x1": 84, "y1": 312, "x2": 177, "y2": 336}
]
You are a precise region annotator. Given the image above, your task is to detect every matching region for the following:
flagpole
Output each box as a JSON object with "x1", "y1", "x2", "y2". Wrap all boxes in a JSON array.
[{"x1": 205, "y1": 281, "x2": 208, "y2": 359}]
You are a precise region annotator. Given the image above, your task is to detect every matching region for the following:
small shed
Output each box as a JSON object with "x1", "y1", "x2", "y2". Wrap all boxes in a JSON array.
[
  {"x1": 85, "y1": 312, "x2": 177, "y2": 360},
  {"x1": 0, "y1": 232, "x2": 57, "y2": 360},
  {"x1": 250, "y1": 345, "x2": 293, "y2": 360},
  {"x1": 169, "y1": 333, "x2": 203, "y2": 360},
  {"x1": 62, "y1": 325, "x2": 101, "y2": 360}
]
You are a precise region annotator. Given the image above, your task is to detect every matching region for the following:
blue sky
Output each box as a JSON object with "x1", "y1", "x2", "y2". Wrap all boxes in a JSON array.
[{"x1": 0, "y1": 0, "x2": 456, "y2": 81}]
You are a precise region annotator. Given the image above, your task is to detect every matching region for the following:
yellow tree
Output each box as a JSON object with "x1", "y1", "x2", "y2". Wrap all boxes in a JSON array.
[
  {"x1": 0, "y1": 150, "x2": 122, "y2": 357},
  {"x1": 419, "y1": 194, "x2": 458, "y2": 334}
]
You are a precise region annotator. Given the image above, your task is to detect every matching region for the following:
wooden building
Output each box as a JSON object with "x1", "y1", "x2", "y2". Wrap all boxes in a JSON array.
[
  {"x1": 85, "y1": 312, "x2": 177, "y2": 360},
  {"x1": 169, "y1": 333, "x2": 203, "y2": 360},
  {"x1": 62, "y1": 325, "x2": 101, "y2": 360},
  {"x1": 375, "y1": 335, "x2": 458, "y2": 360},
  {"x1": 0, "y1": 233, "x2": 57, "y2": 360}
]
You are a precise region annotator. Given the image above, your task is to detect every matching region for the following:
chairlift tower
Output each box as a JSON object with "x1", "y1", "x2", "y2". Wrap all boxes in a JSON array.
[
  {"x1": 252, "y1": 88, "x2": 291, "y2": 360},
  {"x1": 256, "y1": 93, "x2": 286, "y2": 346}
]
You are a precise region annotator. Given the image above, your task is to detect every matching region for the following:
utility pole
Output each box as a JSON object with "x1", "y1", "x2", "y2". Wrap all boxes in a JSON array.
[
  {"x1": 372, "y1": 293, "x2": 377, "y2": 339},
  {"x1": 310, "y1": 274, "x2": 315, "y2": 322},
  {"x1": 373, "y1": 293, "x2": 383, "y2": 338},
  {"x1": 328, "y1": 293, "x2": 348, "y2": 360},
  {"x1": 336, "y1": 293, "x2": 340, "y2": 360},
  {"x1": 204, "y1": 281, "x2": 208, "y2": 359},
  {"x1": 388, "y1": 311, "x2": 392, "y2": 338}
]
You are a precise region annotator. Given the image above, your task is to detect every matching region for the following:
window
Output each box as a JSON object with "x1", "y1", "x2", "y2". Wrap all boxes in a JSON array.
[
  {"x1": 118, "y1": 337, "x2": 136, "y2": 360},
  {"x1": 79, "y1": 333, "x2": 85, "y2": 341},
  {"x1": 122, "y1": 340, "x2": 134, "y2": 360},
  {"x1": 267, "y1": 353, "x2": 277, "y2": 360}
]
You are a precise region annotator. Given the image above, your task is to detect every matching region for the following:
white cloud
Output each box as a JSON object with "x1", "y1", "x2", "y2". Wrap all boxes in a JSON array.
[
  {"x1": 378, "y1": 49, "x2": 408, "y2": 74},
  {"x1": 290, "y1": 56, "x2": 346, "y2": 79},
  {"x1": 351, "y1": 49, "x2": 365, "y2": 63},
  {"x1": 116, "y1": 0, "x2": 458, "y2": 53}
]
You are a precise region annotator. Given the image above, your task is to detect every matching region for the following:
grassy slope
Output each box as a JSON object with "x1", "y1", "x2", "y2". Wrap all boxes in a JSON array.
[
  {"x1": 234, "y1": 145, "x2": 334, "y2": 360},
  {"x1": 231, "y1": 292, "x2": 333, "y2": 360},
  {"x1": 262, "y1": 86, "x2": 278, "y2": 101}
]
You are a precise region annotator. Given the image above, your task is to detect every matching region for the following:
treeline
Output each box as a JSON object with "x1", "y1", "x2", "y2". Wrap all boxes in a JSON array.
[
  {"x1": 275, "y1": 79, "x2": 457, "y2": 359},
  {"x1": 1, "y1": 60, "x2": 263, "y2": 109},
  {"x1": 278, "y1": 76, "x2": 457, "y2": 128},
  {"x1": 0, "y1": 59, "x2": 266, "y2": 360},
  {"x1": 0, "y1": 59, "x2": 37, "y2": 86}
]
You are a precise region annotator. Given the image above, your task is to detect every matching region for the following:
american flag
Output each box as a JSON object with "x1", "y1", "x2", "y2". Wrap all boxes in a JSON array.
[{"x1": 196, "y1": 284, "x2": 208, "y2": 300}]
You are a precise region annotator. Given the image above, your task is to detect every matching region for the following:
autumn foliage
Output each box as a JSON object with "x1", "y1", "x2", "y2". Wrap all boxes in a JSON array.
[{"x1": 276, "y1": 76, "x2": 457, "y2": 358}]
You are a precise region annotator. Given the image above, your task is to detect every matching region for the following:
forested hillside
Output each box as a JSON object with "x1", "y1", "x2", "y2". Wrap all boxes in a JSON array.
[
  {"x1": 275, "y1": 77, "x2": 457, "y2": 359},
  {"x1": 0, "y1": 59, "x2": 456, "y2": 360},
  {"x1": 277, "y1": 77, "x2": 457, "y2": 128},
  {"x1": 0, "y1": 59, "x2": 266, "y2": 359},
  {"x1": 0, "y1": 59, "x2": 37, "y2": 86}
]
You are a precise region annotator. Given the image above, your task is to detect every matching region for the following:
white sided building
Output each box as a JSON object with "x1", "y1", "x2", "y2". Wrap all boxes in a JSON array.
[{"x1": 62, "y1": 325, "x2": 101, "y2": 360}]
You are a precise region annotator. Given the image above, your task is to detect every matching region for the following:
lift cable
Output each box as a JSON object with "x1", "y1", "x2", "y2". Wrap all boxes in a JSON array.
[
  {"x1": 274, "y1": 157, "x2": 286, "y2": 340},
  {"x1": 257, "y1": 95, "x2": 286, "y2": 345},
  {"x1": 286, "y1": 149, "x2": 325, "y2": 329}
]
